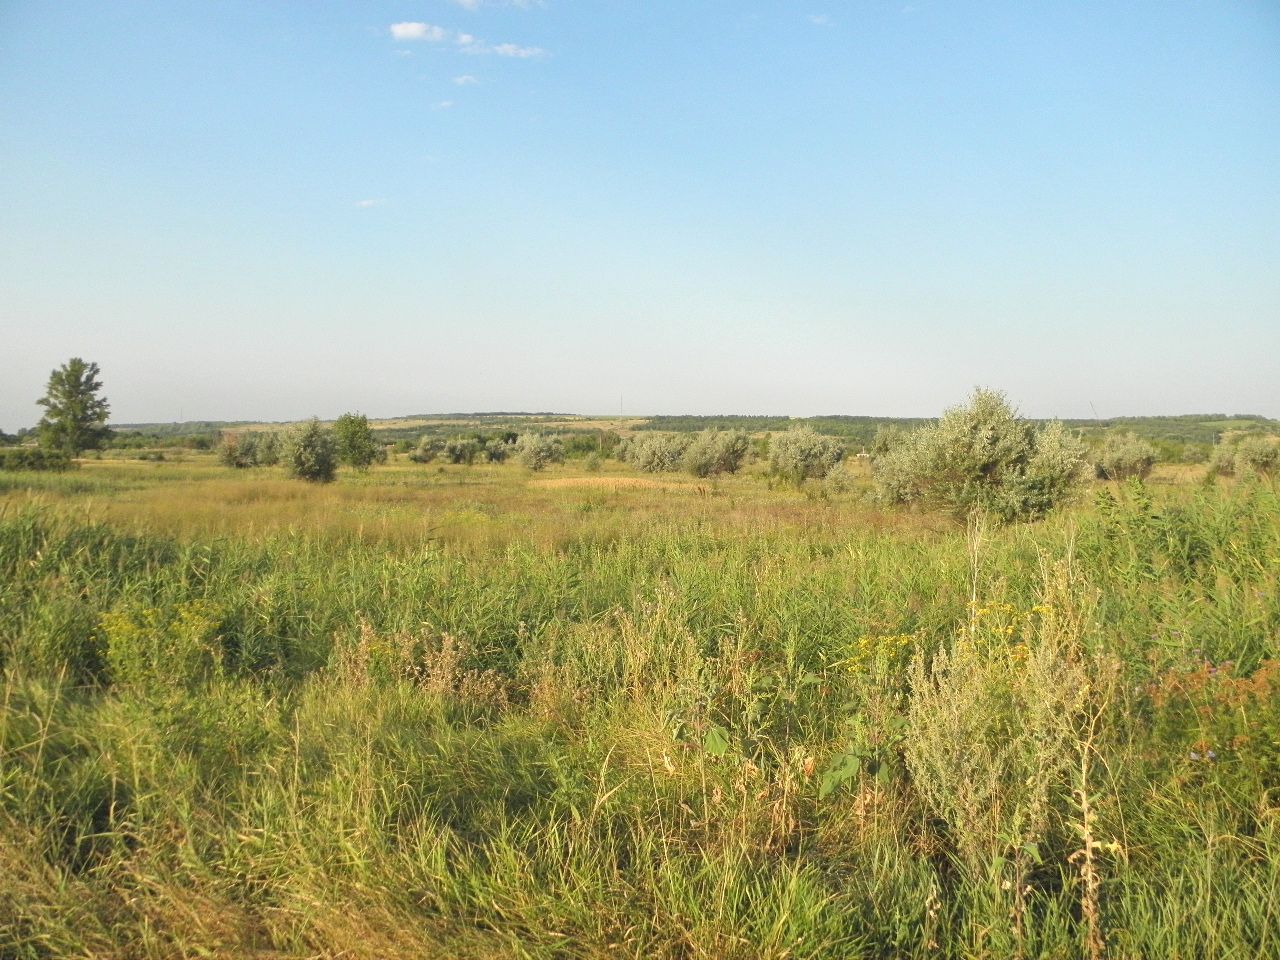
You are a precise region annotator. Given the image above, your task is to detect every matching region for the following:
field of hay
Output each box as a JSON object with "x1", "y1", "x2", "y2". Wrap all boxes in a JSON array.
[{"x1": 2, "y1": 454, "x2": 1278, "y2": 958}]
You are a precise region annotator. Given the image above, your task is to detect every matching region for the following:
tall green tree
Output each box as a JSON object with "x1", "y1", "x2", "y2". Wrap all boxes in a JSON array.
[
  {"x1": 36, "y1": 357, "x2": 111, "y2": 456},
  {"x1": 333, "y1": 412, "x2": 381, "y2": 469}
]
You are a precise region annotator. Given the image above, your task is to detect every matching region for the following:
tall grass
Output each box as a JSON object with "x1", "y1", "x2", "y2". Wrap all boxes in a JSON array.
[{"x1": 1, "y1": 463, "x2": 1278, "y2": 957}]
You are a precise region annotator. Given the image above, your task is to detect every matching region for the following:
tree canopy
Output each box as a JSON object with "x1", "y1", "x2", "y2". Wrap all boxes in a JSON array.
[{"x1": 37, "y1": 357, "x2": 111, "y2": 456}]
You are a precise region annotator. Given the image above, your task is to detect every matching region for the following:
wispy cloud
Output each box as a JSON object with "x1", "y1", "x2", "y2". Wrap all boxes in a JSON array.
[
  {"x1": 808, "y1": 14, "x2": 832, "y2": 26},
  {"x1": 390, "y1": 21, "x2": 447, "y2": 41},
  {"x1": 388, "y1": 22, "x2": 546, "y2": 57},
  {"x1": 433, "y1": 100, "x2": 456, "y2": 110},
  {"x1": 354, "y1": 198, "x2": 385, "y2": 209},
  {"x1": 450, "y1": 0, "x2": 544, "y2": 8},
  {"x1": 453, "y1": 74, "x2": 480, "y2": 85},
  {"x1": 486, "y1": 42, "x2": 545, "y2": 58}
]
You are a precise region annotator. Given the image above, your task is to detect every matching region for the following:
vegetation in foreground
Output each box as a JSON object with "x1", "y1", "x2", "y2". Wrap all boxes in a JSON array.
[{"x1": 1, "y1": 448, "x2": 1279, "y2": 958}]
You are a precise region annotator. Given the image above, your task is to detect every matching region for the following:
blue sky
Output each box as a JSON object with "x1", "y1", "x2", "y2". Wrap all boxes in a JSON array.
[{"x1": 2, "y1": 1, "x2": 1277, "y2": 427}]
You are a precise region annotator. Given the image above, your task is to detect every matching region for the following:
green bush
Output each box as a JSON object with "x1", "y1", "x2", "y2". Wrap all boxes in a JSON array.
[
  {"x1": 333, "y1": 413, "x2": 381, "y2": 470},
  {"x1": 1235, "y1": 436, "x2": 1279, "y2": 477},
  {"x1": 683, "y1": 430, "x2": 750, "y2": 478},
  {"x1": 283, "y1": 419, "x2": 338, "y2": 483},
  {"x1": 485, "y1": 438, "x2": 513, "y2": 463},
  {"x1": 217, "y1": 433, "x2": 256, "y2": 469},
  {"x1": 768, "y1": 427, "x2": 844, "y2": 485},
  {"x1": 873, "y1": 389, "x2": 1086, "y2": 522},
  {"x1": 218, "y1": 431, "x2": 285, "y2": 469},
  {"x1": 0, "y1": 448, "x2": 74, "y2": 472},
  {"x1": 255, "y1": 431, "x2": 283, "y2": 466},
  {"x1": 409, "y1": 436, "x2": 444, "y2": 464},
  {"x1": 821, "y1": 459, "x2": 858, "y2": 495},
  {"x1": 444, "y1": 436, "x2": 482, "y2": 466},
  {"x1": 515, "y1": 433, "x2": 564, "y2": 471},
  {"x1": 624, "y1": 433, "x2": 691, "y2": 473},
  {"x1": 869, "y1": 424, "x2": 907, "y2": 461},
  {"x1": 1095, "y1": 431, "x2": 1157, "y2": 481},
  {"x1": 1208, "y1": 443, "x2": 1237, "y2": 477}
]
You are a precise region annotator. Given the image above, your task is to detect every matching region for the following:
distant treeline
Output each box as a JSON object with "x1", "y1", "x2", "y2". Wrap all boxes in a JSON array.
[
  {"x1": 395, "y1": 412, "x2": 577, "y2": 420},
  {"x1": 641, "y1": 415, "x2": 933, "y2": 447},
  {"x1": 111, "y1": 420, "x2": 263, "y2": 436},
  {"x1": 1061, "y1": 415, "x2": 1278, "y2": 446}
]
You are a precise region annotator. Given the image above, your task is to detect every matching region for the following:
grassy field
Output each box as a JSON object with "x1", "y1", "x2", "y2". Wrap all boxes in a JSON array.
[{"x1": 2, "y1": 455, "x2": 1278, "y2": 958}]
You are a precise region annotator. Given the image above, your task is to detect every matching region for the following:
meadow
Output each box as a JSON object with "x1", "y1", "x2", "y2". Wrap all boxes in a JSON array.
[{"x1": 1, "y1": 453, "x2": 1278, "y2": 958}]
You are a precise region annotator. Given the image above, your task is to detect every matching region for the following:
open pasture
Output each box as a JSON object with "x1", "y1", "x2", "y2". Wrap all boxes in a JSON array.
[{"x1": 2, "y1": 456, "x2": 1278, "y2": 958}]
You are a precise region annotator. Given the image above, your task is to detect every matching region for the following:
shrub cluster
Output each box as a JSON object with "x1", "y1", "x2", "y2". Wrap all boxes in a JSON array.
[
  {"x1": 618, "y1": 429, "x2": 751, "y2": 476},
  {"x1": 0, "y1": 448, "x2": 74, "y2": 472},
  {"x1": 1094, "y1": 431, "x2": 1158, "y2": 481},
  {"x1": 768, "y1": 426, "x2": 845, "y2": 485},
  {"x1": 619, "y1": 433, "x2": 690, "y2": 473},
  {"x1": 515, "y1": 432, "x2": 565, "y2": 471},
  {"x1": 873, "y1": 389, "x2": 1086, "y2": 522},
  {"x1": 408, "y1": 433, "x2": 515, "y2": 465},
  {"x1": 282, "y1": 420, "x2": 338, "y2": 483},
  {"x1": 218, "y1": 431, "x2": 283, "y2": 469},
  {"x1": 682, "y1": 430, "x2": 751, "y2": 478},
  {"x1": 1210, "y1": 435, "x2": 1280, "y2": 478}
]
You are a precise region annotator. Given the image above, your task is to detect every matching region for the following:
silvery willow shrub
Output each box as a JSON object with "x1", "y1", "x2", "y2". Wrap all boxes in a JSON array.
[
  {"x1": 626, "y1": 433, "x2": 691, "y2": 473},
  {"x1": 255, "y1": 431, "x2": 283, "y2": 466},
  {"x1": 484, "y1": 438, "x2": 512, "y2": 463},
  {"x1": 1208, "y1": 443, "x2": 1236, "y2": 477},
  {"x1": 409, "y1": 436, "x2": 444, "y2": 464},
  {"x1": 283, "y1": 419, "x2": 338, "y2": 483},
  {"x1": 1234, "y1": 435, "x2": 1279, "y2": 477},
  {"x1": 584, "y1": 452, "x2": 603, "y2": 472},
  {"x1": 821, "y1": 459, "x2": 858, "y2": 495},
  {"x1": 768, "y1": 426, "x2": 844, "y2": 485},
  {"x1": 870, "y1": 424, "x2": 908, "y2": 461},
  {"x1": 444, "y1": 436, "x2": 482, "y2": 466},
  {"x1": 683, "y1": 429, "x2": 750, "y2": 478},
  {"x1": 333, "y1": 412, "x2": 381, "y2": 469},
  {"x1": 873, "y1": 389, "x2": 1086, "y2": 522},
  {"x1": 218, "y1": 432, "x2": 258, "y2": 469},
  {"x1": 219, "y1": 431, "x2": 285, "y2": 468},
  {"x1": 1094, "y1": 431, "x2": 1157, "y2": 481},
  {"x1": 515, "y1": 432, "x2": 564, "y2": 471}
]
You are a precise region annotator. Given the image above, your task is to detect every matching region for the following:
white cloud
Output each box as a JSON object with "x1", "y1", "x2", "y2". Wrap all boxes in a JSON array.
[
  {"x1": 453, "y1": 74, "x2": 479, "y2": 85},
  {"x1": 451, "y1": 0, "x2": 542, "y2": 8},
  {"x1": 354, "y1": 198, "x2": 385, "y2": 209},
  {"x1": 388, "y1": 22, "x2": 546, "y2": 58},
  {"x1": 488, "y1": 42, "x2": 545, "y2": 58},
  {"x1": 390, "y1": 21, "x2": 448, "y2": 41},
  {"x1": 433, "y1": 100, "x2": 455, "y2": 110},
  {"x1": 808, "y1": 14, "x2": 832, "y2": 25}
]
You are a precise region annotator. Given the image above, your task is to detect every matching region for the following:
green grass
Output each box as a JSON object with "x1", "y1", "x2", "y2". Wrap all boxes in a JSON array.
[{"x1": 2, "y1": 458, "x2": 1279, "y2": 957}]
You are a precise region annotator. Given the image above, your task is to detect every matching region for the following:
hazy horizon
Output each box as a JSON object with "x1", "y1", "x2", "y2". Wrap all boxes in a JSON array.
[{"x1": 3, "y1": 1, "x2": 1278, "y2": 430}]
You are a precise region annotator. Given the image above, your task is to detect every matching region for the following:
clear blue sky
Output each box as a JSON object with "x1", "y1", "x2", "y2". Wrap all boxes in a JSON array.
[{"x1": 2, "y1": 1, "x2": 1277, "y2": 428}]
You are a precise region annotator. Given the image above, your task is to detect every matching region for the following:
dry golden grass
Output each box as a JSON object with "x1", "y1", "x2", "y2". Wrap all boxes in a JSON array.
[{"x1": 3, "y1": 454, "x2": 955, "y2": 553}]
